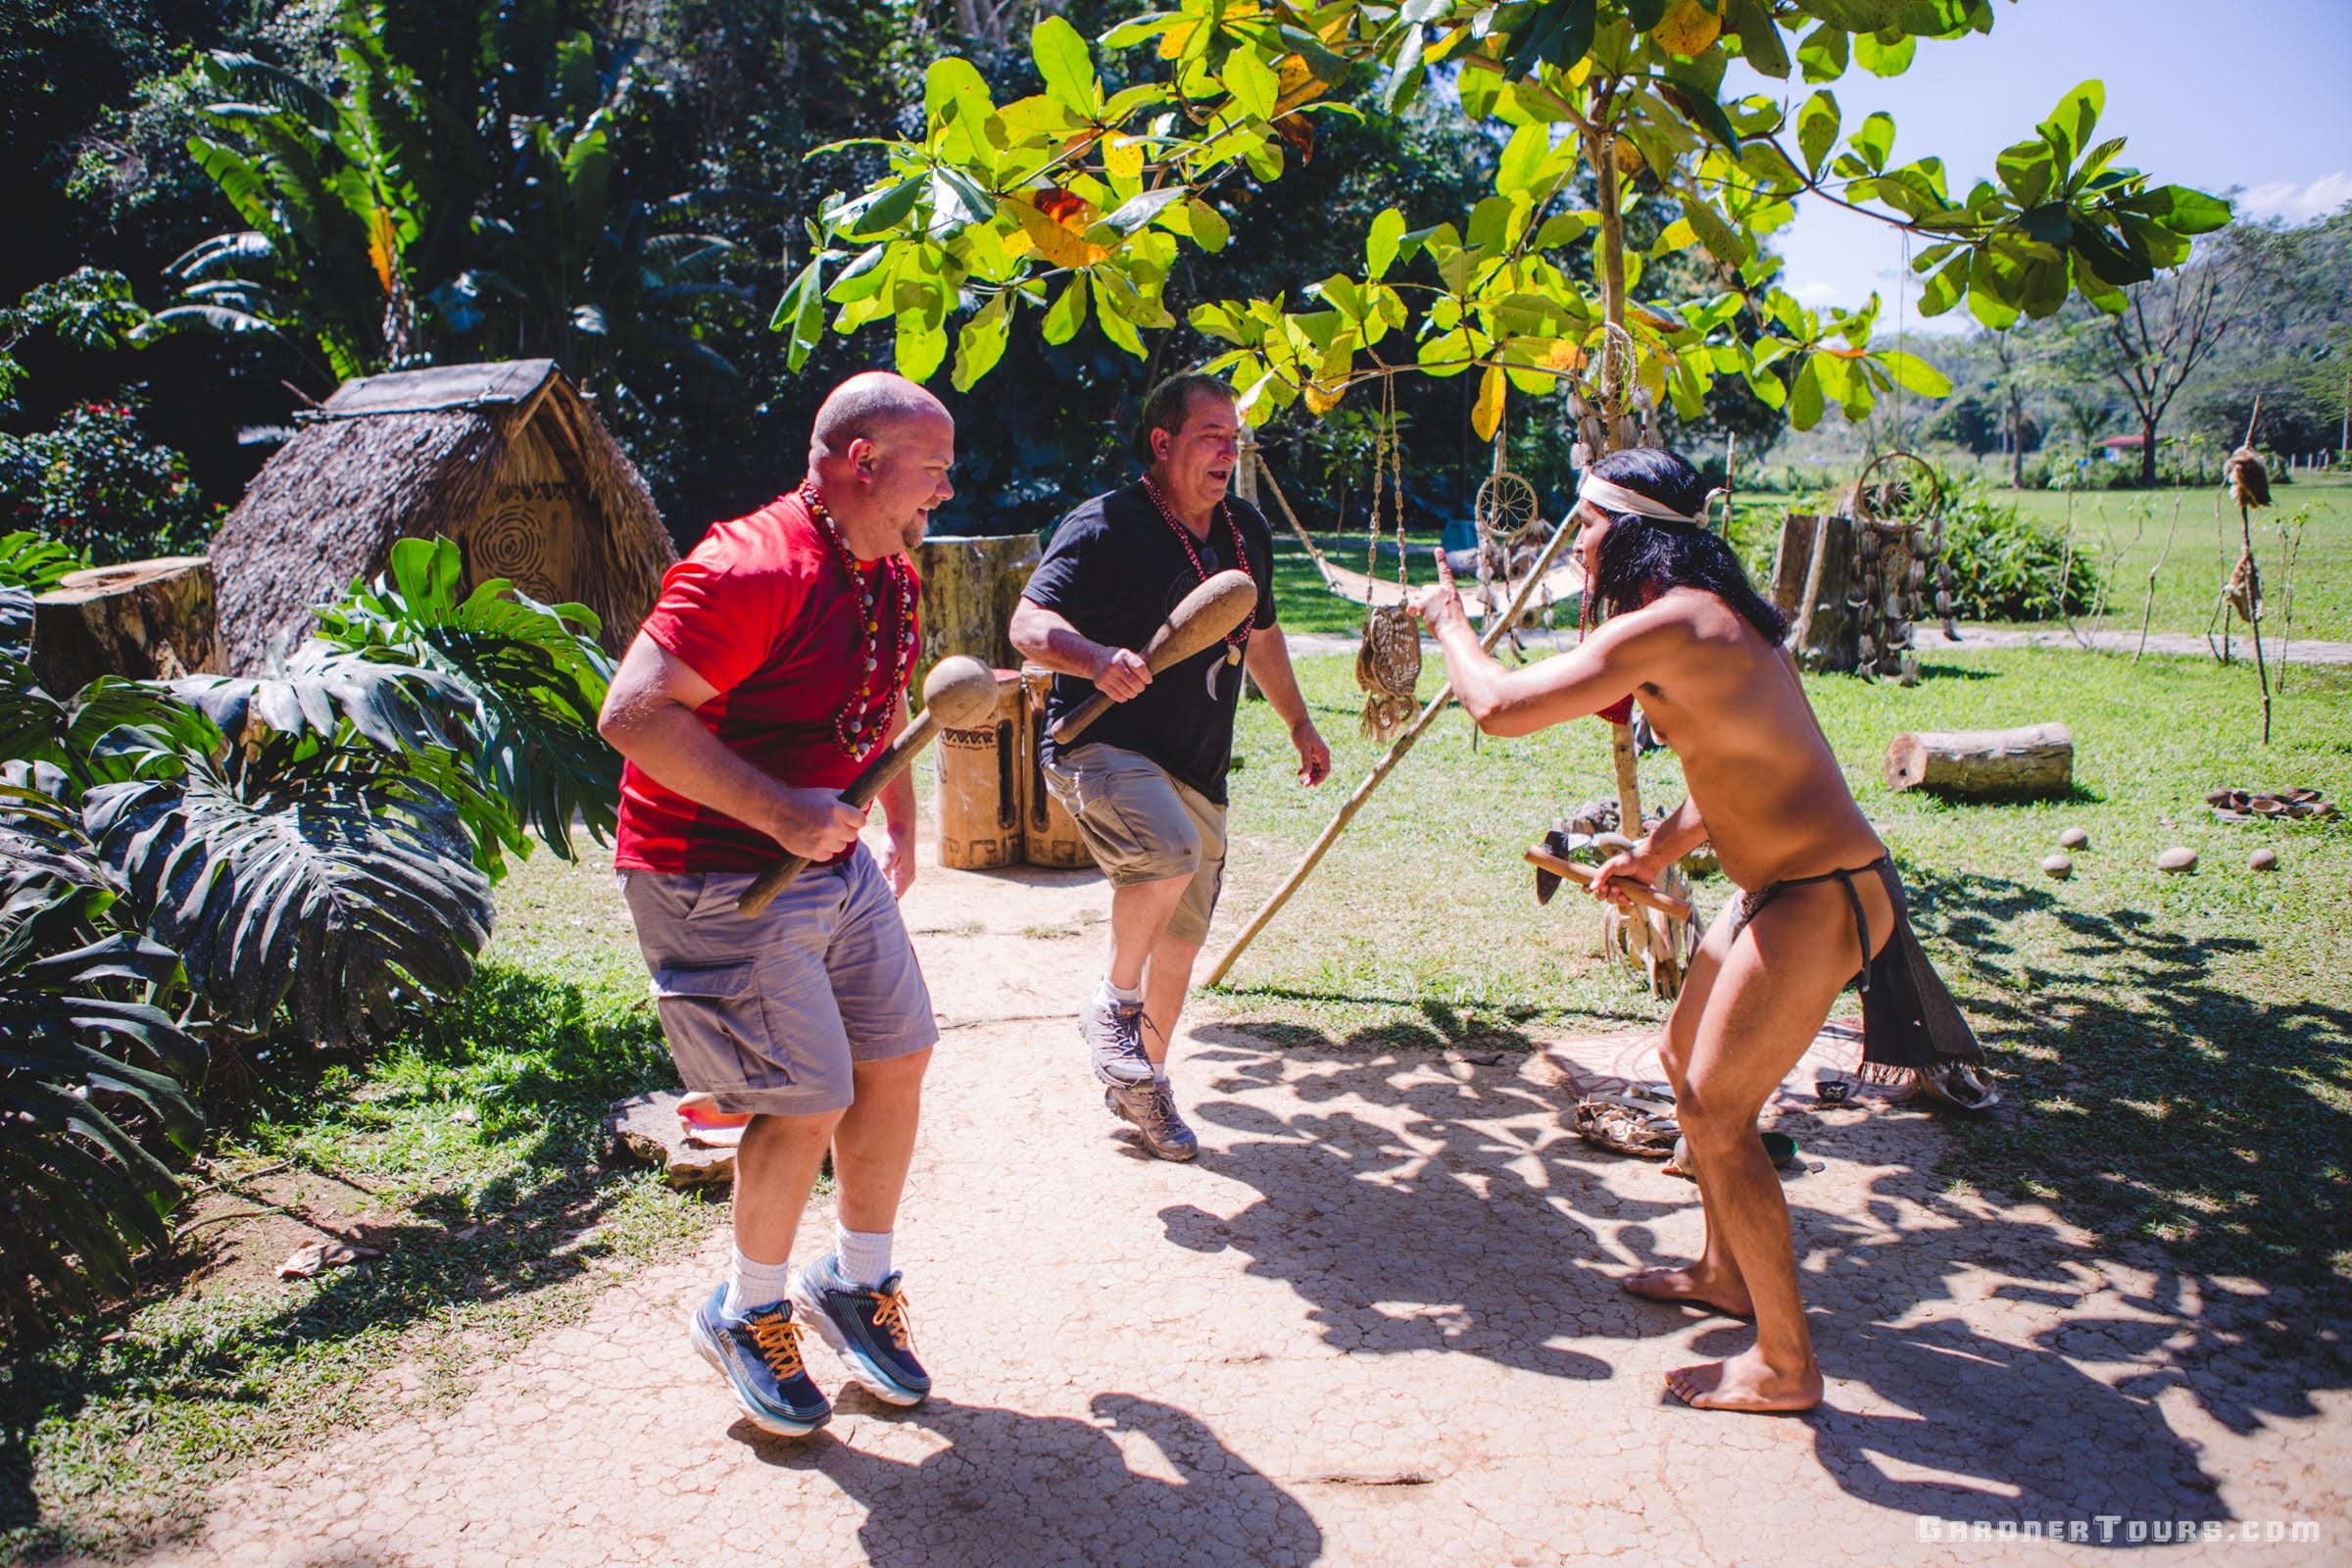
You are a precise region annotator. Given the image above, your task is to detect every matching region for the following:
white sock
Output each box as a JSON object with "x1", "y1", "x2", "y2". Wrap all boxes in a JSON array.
[
  {"x1": 1098, "y1": 975, "x2": 1142, "y2": 1006},
  {"x1": 835, "y1": 1224, "x2": 894, "y2": 1288},
  {"x1": 723, "y1": 1247, "x2": 794, "y2": 1323},
  {"x1": 1151, "y1": 1062, "x2": 1171, "y2": 1087}
]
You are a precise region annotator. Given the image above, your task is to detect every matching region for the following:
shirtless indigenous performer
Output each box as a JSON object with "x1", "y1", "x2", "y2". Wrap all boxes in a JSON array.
[{"x1": 1406, "y1": 446, "x2": 1984, "y2": 1413}]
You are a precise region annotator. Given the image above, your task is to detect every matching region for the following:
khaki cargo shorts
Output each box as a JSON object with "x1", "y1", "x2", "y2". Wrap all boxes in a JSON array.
[
  {"x1": 1040, "y1": 743, "x2": 1228, "y2": 946},
  {"x1": 618, "y1": 848, "x2": 937, "y2": 1118}
]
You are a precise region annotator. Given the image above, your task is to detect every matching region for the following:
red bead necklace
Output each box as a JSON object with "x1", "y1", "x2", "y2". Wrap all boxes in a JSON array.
[
  {"x1": 802, "y1": 481, "x2": 917, "y2": 760},
  {"x1": 1141, "y1": 474, "x2": 1252, "y2": 662}
]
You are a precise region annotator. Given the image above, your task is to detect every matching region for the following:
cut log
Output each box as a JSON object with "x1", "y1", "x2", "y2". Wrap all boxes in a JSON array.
[
  {"x1": 912, "y1": 533, "x2": 1041, "y2": 703},
  {"x1": 30, "y1": 557, "x2": 224, "y2": 695},
  {"x1": 1884, "y1": 723, "x2": 2074, "y2": 799},
  {"x1": 1766, "y1": 513, "x2": 1818, "y2": 622}
]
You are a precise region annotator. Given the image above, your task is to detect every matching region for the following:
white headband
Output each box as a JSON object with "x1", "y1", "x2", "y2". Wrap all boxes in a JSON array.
[
  {"x1": 1580, "y1": 472, "x2": 1712, "y2": 526},
  {"x1": 1577, "y1": 473, "x2": 1724, "y2": 526}
]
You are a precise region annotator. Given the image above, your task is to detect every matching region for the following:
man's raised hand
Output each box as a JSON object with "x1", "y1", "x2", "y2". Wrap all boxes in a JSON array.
[{"x1": 1404, "y1": 548, "x2": 1470, "y2": 637}]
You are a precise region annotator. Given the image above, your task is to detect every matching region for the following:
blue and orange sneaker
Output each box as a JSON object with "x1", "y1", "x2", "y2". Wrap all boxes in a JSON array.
[
  {"x1": 686, "y1": 1284, "x2": 831, "y2": 1436},
  {"x1": 789, "y1": 1254, "x2": 932, "y2": 1406}
]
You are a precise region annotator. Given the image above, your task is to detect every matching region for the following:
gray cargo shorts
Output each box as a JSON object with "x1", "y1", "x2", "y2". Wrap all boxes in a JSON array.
[
  {"x1": 618, "y1": 848, "x2": 938, "y2": 1118},
  {"x1": 1040, "y1": 743, "x2": 1228, "y2": 946}
]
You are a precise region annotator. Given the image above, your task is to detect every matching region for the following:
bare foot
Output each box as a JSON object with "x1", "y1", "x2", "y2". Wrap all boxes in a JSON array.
[
  {"x1": 1619, "y1": 1265, "x2": 1754, "y2": 1318},
  {"x1": 1664, "y1": 1348, "x2": 1824, "y2": 1412}
]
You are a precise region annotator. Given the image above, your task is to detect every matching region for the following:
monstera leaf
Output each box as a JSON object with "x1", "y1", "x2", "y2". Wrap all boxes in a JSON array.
[
  {"x1": 0, "y1": 791, "x2": 205, "y2": 1333},
  {"x1": 314, "y1": 537, "x2": 619, "y2": 862},
  {"x1": 83, "y1": 739, "x2": 494, "y2": 1049},
  {"x1": 0, "y1": 655, "x2": 221, "y2": 789}
]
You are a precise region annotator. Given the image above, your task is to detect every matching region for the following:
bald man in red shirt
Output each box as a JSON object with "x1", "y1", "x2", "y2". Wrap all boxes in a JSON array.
[{"x1": 599, "y1": 372, "x2": 953, "y2": 1437}]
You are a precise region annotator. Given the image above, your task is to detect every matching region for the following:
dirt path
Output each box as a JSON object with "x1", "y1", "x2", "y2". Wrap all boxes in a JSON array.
[{"x1": 123, "y1": 856, "x2": 2347, "y2": 1567}]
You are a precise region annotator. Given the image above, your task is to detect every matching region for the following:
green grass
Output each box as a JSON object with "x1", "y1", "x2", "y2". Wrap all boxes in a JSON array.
[
  {"x1": 0, "y1": 858, "x2": 711, "y2": 1562},
  {"x1": 2000, "y1": 475, "x2": 2352, "y2": 642},
  {"x1": 1209, "y1": 646, "x2": 2352, "y2": 1285}
]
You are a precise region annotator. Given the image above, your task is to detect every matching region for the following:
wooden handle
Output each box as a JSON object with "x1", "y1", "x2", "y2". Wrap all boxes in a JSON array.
[
  {"x1": 737, "y1": 710, "x2": 943, "y2": 916},
  {"x1": 1050, "y1": 568, "x2": 1257, "y2": 746},
  {"x1": 1524, "y1": 845, "x2": 1693, "y2": 922}
]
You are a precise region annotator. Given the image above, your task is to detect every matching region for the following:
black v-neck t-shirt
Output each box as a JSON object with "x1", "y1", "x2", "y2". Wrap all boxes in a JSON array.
[{"x1": 1022, "y1": 481, "x2": 1278, "y2": 805}]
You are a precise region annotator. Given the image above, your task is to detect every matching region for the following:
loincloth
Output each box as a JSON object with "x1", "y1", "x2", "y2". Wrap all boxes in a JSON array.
[{"x1": 1732, "y1": 856, "x2": 1984, "y2": 1083}]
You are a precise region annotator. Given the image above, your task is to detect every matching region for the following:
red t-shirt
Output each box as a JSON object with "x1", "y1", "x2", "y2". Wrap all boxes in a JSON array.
[{"x1": 613, "y1": 492, "x2": 920, "y2": 873}]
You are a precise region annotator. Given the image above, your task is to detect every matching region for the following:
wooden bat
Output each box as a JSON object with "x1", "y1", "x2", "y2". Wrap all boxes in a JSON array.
[
  {"x1": 1524, "y1": 844, "x2": 1695, "y2": 922},
  {"x1": 737, "y1": 656, "x2": 999, "y2": 916},
  {"x1": 1048, "y1": 568, "x2": 1258, "y2": 746}
]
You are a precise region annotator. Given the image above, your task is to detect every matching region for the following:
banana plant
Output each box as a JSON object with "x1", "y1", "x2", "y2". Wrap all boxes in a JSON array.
[
  {"x1": 793, "y1": 0, "x2": 2230, "y2": 445},
  {"x1": 0, "y1": 781, "x2": 205, "y2": 1335}
]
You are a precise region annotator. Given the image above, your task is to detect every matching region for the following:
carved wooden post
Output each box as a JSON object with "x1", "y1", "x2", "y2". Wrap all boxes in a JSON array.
[{"x1": 911, "y1": 533, "x2": 1041, "y2": 706}]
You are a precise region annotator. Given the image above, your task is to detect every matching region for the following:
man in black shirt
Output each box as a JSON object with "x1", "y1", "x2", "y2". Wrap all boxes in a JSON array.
[{"x1": 1011, "y1": 374, "x2": 1330, "y2": 1159}]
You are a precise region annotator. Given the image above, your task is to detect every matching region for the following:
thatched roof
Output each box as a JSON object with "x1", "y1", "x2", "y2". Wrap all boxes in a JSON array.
[{"x1": 211, "y1": 360, "x2": 678, "y2": 672}]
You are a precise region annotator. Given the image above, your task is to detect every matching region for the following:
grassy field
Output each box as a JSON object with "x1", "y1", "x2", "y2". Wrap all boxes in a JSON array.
[
  {"x1": 1260, "y1": 474, "x2": 2352, "y2": 643},
  {"x1": 2001, "y1": 473, "x2": 2352, "y2": 642},
  {"x1": 1209, "y1": 647, "x2": 2352, "y2": 1287}
]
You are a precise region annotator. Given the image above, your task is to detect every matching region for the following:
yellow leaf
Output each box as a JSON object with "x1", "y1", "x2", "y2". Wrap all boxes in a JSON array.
[
  {"x1": 1157, "y1": 20, "x2": 1197, "y2": 59},
  {"x1": 1103, "y1": 134, "x2": 1145, "y2": 182},
  {"x1": 1472, "y1": 364, "x2": 1506, "y2": 442},
  {"x1": 1009, "y1": 194, "x2": 1111, "y2": 270},
  {"x1": 1652, "y1": 0, "x2": 1722, "y2": 57},
  {"x1": 1303, "y1": 378, "x2": 1345, "y2": 415},
  {"x1": 368, "y1": 207, "x2": 398, "y2": 297},
  {"x1": 1272, "y1": 55, "x2": 1328, "y2": 117},
  {"x1": 1001, "y1": 224, "x2": 1036, "y2": 260}
]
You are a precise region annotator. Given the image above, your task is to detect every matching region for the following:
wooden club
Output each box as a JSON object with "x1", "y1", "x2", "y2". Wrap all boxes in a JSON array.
[
  {"x1": 737, "y1": 655, "x2": 998, "y2": 916},
  {"x1": 1524, "y1": 844, "x2": 1695, "y2": 922},
  {"x1": 1048, "y1": 568, "x2": 1257, "y2": 746}
]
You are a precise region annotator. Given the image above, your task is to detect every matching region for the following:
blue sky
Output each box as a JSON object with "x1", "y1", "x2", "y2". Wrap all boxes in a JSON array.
[{"x1": 1728, "y1": 0, "x2": 2352, "y2": 334}]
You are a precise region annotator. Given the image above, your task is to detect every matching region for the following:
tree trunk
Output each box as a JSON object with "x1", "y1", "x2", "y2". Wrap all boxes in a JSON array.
[
  {"x1": 2140, "y1": 416, "x2": 2158, "y2": 486},
  {"x1": 911, "y1": 533, "x2": 1041, "y2": 705},
  {"x1": 1781, "y1": 513, "x2": 1860, "y2": 672},
  {"x1": 30, "y1": 557, "x2": 224, "y2": 696},
  {"x1": 1884, "y1": 723, "x2": 2074, "y2": 799},
  {"x1": 2009, "y1": 388, "x2": 2026, "y2": 487},
  {"x1": 1767, "y1": 513, "x2": 1818, "y2": 622}
]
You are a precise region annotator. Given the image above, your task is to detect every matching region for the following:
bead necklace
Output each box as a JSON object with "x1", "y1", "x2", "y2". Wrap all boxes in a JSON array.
[
  {"x1": 802, "y1": 480, "x2": 917, "y2": 760},
  {"x1": 1141, "y1": 474, "x2": 1252, "y2": 665}
]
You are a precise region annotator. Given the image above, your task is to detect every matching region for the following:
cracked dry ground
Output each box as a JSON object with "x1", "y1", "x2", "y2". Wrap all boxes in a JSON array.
[{"x1": 130, "y1": 858, "x2": 2347, "y2": 1568}]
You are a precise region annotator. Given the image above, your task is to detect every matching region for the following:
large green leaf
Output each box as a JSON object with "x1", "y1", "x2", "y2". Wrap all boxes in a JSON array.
[
  {"x1": 312, "y1": 537, "x2": 619, "y2": 862},
  {"x1": 84, "y1": 741, "x2": 493, "y2": 1049},
  {"x1": 0, "y1": 817, "x2": 204, "y2": 1334}
]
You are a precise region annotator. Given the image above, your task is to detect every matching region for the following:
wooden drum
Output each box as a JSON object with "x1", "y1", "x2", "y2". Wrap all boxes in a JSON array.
[
  {"x1": 935, "y1": 669, "x2": 1026, "y2": 869},
  {"x1": 1019, "y1": 663, "x2": 1095, "y2": 869}
]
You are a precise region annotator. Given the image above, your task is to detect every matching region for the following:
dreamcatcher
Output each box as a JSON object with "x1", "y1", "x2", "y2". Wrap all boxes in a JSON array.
[
  {"x1": 1354, "y1": 375, "x2": 1422, "y2": 740},
  {"x1": 1472, "y1": 435, "x2": 1547, "y2": 655},
  {"x1": 1847, "y1": 451, "x2": 1958, "y2": 686}
]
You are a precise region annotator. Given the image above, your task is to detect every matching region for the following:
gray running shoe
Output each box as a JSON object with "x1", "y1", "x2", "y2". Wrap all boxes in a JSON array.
[
  {"x1": 1104, "y1": 1082, "x2": 1199, "y2": 1161},
  {"x1": 1079, "y1": 992, "x2": 1153, "y2": 1087}
]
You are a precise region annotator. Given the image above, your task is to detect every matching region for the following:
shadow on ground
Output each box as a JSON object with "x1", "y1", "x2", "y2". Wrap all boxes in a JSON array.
[
  {"x1": 741, "y1": 1393, "x2": 1323, "y2": 1568},
  {"x1": 1177, "y1": 994, "x2": 2346, "y2": 1527}
]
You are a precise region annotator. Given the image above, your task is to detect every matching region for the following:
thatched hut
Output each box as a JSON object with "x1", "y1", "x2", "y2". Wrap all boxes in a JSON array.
[{"x1": 211, "y1": 359, "x2": 677, "y2": 671}]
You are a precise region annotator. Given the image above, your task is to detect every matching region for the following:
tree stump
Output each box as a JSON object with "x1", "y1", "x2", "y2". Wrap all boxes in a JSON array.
[
  {"x1": 1770, "y1": 514, "x2": 1860, "y2": 671},
  {"x1": 30, "y1": 557, "x2": 224, "y2": 695},
  {"x1": 1885, "y1": 723, "x2": 2075, "y2": 800},
  {"x1": 912, "y1": 533, "x2": 1040, "y2": 705}
]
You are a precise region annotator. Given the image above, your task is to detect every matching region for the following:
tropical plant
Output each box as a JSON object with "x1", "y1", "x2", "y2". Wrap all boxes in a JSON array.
[
  {"x1": 0, "y1": 776, "x2": 206, "y2": 1334},
  {"x1": 0, "y1": 268, "x2": 155, "y2": 406},
  {"x1": 312, "y1": 535, "x2": 619, "y2": 868},
  {"x1": 1936, "y1": 480, "x2": 2097, "y2": 620},
  {"x1": 787, "y1": 0, "x2": 2230, "y2": 462},
  {"x1": 158, "y1": 0, "x2": 761, "y2": 399}
]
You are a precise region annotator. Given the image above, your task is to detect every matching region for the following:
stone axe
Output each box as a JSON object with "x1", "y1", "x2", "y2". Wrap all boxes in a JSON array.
[
  {"x1": 1525, "y1": 843, "x2": 1693, "y2": 922},
  {"x1": 737, "y1": 655, "x2": 998, "y2": 916},
  {"x1": 1048, "y1": 568, "x2": 1257, "y2": 746}
]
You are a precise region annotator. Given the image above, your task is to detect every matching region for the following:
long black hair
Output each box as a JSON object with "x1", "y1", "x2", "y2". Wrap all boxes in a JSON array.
[{"x1": 1586, "y1": 447, "x2": 1788, "y2": 643}]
